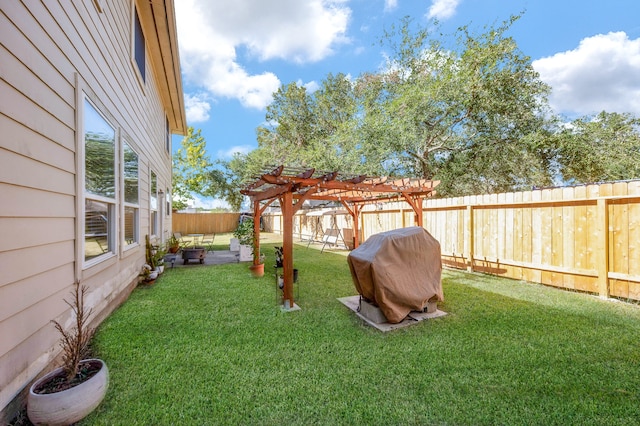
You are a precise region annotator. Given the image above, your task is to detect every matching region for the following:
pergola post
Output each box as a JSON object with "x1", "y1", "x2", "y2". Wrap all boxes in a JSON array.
[
  {"x1": 351, "y1": 204, "x2": 362, "y2": 249},
  {"x1": 252, "y1": 199, "x2": 261, "y2": 265},
  {"x1": 340, "y1": 201, "x2": 363, "y2": 249},
  {"x1": 402, "y1": 193, "x2": 424, "y2": 228},
  {"x1": 281, "y1": 190, "x2": 295, "y2": 308},
  {"x1": 415, "y1": 201, "x2": 423, "y2": 228},
  {"x1": 251, "y1": 198, "x2": 276, "y2": 265}
]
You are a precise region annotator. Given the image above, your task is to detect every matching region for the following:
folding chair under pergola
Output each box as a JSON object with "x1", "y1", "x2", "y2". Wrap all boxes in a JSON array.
[{"x1": 240, "y1": 165, "x2": 439, "y2": 310}]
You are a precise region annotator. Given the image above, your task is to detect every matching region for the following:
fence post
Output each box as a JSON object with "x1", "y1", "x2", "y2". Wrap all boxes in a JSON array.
[
  {"x1": 596, "y1": 198, "x2": 610, "y2": 298},
  {"x1": 466, "y1": 204, "x2": 474, "y2": 272}
]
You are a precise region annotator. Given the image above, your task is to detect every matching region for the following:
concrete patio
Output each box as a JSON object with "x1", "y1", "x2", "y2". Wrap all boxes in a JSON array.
[{"x1": 165, "y1": 250, "x2": 240, "y2": 267}]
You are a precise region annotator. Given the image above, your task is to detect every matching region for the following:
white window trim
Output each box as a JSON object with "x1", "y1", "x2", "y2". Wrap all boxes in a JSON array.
[
  {"x1": 122, "y1": 138, "x2": 140, "y2": 251},
  {"x1": 166, "y1": 187, "x2": 171, "y2": 217},
  {"x1": 77, "y1": 82, "x2": 119, "y2": 270},
  {"x1": 165, "y1": 115, "x2": 171, "y2": 154},
  {"x1": 150, "y1": 169, "x2": 159, "y2": 237}
]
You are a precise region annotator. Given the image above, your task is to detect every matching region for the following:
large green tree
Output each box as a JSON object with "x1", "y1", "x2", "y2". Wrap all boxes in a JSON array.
[
  {"x1": 557, "y1": 111, "x2": 640, "y2": 184},
  {"x1": 355, "y1": 15, "x2": 555, "y2": 195},
  {"x1": 256, "y1": 73, "x2": 373, "y2": 173}
]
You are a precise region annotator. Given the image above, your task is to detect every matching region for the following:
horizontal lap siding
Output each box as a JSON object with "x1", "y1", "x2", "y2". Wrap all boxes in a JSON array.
[
  {"x1": 1, "y1": 6, "x2": 85, "y2": 402},
  {"x1": 0, "y1": 114, "x2": 75, "y2": 172},
  {"x1": 1, "y1": 0, "x2": 174, "y2": 415}
]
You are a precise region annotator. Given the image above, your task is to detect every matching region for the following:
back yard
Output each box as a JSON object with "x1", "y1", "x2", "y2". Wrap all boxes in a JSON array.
[{"x1": 84, "y1": 238, "x2": 640, "y2": 425}]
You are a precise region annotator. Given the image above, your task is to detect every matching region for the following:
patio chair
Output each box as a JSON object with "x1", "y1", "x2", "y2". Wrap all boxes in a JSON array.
[
  {"x1": 321, "y1": 228, "x2": 341, "y2": 253},
  {"x1": 201, "y1": 233, "x2": 216, "y2": 251}
]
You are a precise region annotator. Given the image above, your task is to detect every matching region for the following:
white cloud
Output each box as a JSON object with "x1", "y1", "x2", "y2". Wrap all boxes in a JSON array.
[
  {"x1": 184, "y1": 93, "x2": 211, "y2": 123},
  {"x1": 301, "y1": 80, "x2": 320, "y2": 93},
  {"x1": 384, "y1": 0, "x2": 398, "y2": 12},
  {"x1": 533, "y1": 32, "x2": 640, "y2": 116},
  {"x1": 175, "y1": 0, "x2": 351, "y2": 110},
  {"x1": 427, "y1": 0, "x2": 460, "y2": 20}
]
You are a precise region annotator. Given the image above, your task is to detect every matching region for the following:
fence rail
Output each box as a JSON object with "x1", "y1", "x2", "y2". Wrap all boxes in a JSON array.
[{"x1": 263, "y1": 180, "x2": 640, "y2": 301}]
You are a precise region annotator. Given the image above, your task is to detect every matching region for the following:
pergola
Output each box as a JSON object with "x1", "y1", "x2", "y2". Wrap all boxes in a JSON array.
[{"x1": 240, "y1": 165, "x2": 439, "y2": 309}]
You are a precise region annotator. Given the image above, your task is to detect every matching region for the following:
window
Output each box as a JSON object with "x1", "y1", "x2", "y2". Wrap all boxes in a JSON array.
[
  {"x1": 84, "y1": 98, "x2": 116, "y2": 261},
  {"x1": 150, "y1": 171, "x2": 158, "y2": 236},
  {"x1": 165, "y1": 116, "x2": 170, "y2": 153},
  {"x1": 166, "y1": 187, "x2": 171, "y2": 216},
  {"x1": 123, "y1": 141, "x2": 139, "y2": 246},
  {"x1": 133, "y1": 6, "x2": 145, "y2": 82}
]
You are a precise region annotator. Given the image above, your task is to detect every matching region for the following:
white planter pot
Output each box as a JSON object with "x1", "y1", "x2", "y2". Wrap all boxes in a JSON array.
[
  {"x1": 157, "y1": 265, "x2": 165, "y2": 274},
  {"x1": 239, "y1": 244, "x2": 253, "y2": 262},
  {"x1": 230, "y1": 238, "x2": 240, "y2": 251},
  {"x1": 28, "y1": 359, "x2": 108, "y2": 426},
  {"x1": 148, "y1": 270, "x2": 159, "y2": 280}
]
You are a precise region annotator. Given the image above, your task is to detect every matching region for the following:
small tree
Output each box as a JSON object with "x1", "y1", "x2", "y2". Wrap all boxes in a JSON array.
[
  {"x1": 233, "y1": 218, "x2": 254, "y2": 246},
  {"x1": 52, "y1": 281, "x2": 95, "y2": 382},
  {"x1": 172, "y1": 127, "x2": 212, "y2": 210}
]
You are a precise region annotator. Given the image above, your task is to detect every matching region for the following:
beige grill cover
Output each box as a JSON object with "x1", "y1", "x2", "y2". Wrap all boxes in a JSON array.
[{"x1": 347, "y1": 227, "x2": 443, "y2": 323}]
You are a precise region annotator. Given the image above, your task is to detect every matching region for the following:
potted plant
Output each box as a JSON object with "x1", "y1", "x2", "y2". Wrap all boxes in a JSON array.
[
  {"x1": 250, "y1": 252, "x2": 266, "y2": 277},
  {"x1": 145, "y1": 234, "x2": 157, "y2": 270},
  {"x1": 233, "y1": 217, "x2": 265, "y2": 275},
  {"x1": 138, "y1": 235, "x2": 161, "y2": 284},
  {"x1": 139, "y1": 264, "x2": 158, "y2": 284},
  {"x1": 27, "y1": 281, "x2": 108, "y2": 425},
  {"x1": 233, "y1": 218, "x2": 254, "y2": 262},
  {"x1": 153, "y1": 246, "x2": 167, "y2": 274},
  {"x1": 167, "y1": 234, "x2": 180, "y2": 253}
]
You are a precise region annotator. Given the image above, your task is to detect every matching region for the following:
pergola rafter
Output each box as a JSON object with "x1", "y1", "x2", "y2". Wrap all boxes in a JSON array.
[{"x1": 240, "y1": 165, "x2": 439, "y2": 309}]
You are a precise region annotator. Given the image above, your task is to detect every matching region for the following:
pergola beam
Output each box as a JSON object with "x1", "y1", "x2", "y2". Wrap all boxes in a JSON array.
[
  {"x1": 261, "y1": 175, "x2": 435, "y2": 195},
  {"x1": 244, "y1": 165, "x2": 284, "y2": 191},
  {"x1": 242, "y1": 182, "x2": 294, "y2": 201}
]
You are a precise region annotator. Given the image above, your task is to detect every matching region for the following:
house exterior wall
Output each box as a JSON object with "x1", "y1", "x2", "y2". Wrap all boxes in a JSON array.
[{"x1": 0, "y1": 0, "x2": 185, "y2": 419}]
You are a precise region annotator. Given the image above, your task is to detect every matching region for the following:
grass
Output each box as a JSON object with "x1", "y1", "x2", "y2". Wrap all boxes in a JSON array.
[{"x1": 84, "y1": 238, "x2": 640, "y2": 425}]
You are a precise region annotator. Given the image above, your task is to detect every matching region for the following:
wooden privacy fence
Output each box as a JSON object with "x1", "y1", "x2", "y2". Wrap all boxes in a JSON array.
[
  {"x1": 263, "y1": 180, "x2": 640, "y2": 301},
  {"x1": 172, "y1": 212, "x2": 240, "y2": 234}
]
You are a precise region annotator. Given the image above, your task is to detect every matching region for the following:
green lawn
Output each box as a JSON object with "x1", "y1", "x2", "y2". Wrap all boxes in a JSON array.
[{"x1": 85, "y1": 240, "x2": 640, "y2": 425}]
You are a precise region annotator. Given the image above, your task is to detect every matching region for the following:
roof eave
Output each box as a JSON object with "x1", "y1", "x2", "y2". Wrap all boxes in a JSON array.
[{"x1": 137, "y1": 0, "x2": 187, "y2": 135}]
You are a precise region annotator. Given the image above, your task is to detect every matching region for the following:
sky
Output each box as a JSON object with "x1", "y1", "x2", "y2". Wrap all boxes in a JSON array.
[{"x1": 172, "y1": 0, "x2": 640, "y2": 209}]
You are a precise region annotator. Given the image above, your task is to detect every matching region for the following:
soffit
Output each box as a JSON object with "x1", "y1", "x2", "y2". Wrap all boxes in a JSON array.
[{"x1": 136, "y1": 0, "x2": 186, "y2": 135}]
